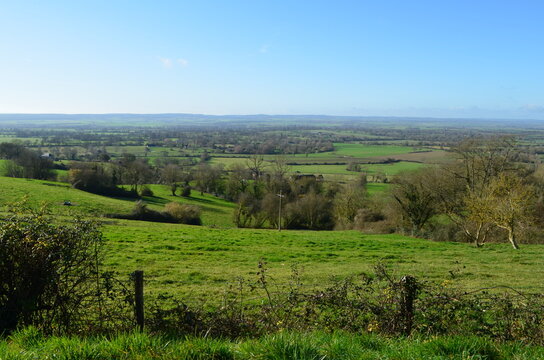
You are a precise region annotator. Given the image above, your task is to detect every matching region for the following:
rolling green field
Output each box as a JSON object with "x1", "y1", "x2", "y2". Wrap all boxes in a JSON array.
[
  {"x1": 103, "y1": 220, "x2": 544, "y2": 302},
  {"x1": 286, "y1": 144, "x2": 424, "y2": 160},
  {"x1": 2, "y1": 176, "x2": 543, "y2": 304},
  {"x1": 141, "y1": 184, "x2": 235, "y2": 227},
  {"x1": 366, "y1": 183, "x2": 390, "y2": 195},
  {"x1": 0, "y1": 177, "x2": 234, "y2": 227},
  {"x1": 328, "y1": 143, "x2": 423, "y2": 158},
  {"x1": 208, "y1": 143, "x2": 433, "y2": 183},
  {"x1": 290, "y1": 162, "x2": 424, "y2": 176}
]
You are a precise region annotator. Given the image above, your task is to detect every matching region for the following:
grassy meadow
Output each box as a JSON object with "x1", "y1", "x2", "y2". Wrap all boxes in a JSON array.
[
  {"x1": 103, "y1": 220, "x2": 544, "y2": 302},
  {"x1": 208, "y1": 142, "x2": 435, "y2": 183},
  {"x1": 289, "y1": 161, "x2": 424, "y2": 176},
  {"x1": 327, "y1": 143, "x2": 423, "y2": 157},
  {"x1": 1, "y1": 176, "x2": 543, "y2": 303},
  {"x1": 0, "y1": 177, "x2": 234, "y2": 227}
]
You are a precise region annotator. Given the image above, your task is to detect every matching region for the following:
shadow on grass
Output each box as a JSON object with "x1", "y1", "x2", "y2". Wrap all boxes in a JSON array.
[{"x1": 140, "y1": 195, "x2": 229, "y2": 215}]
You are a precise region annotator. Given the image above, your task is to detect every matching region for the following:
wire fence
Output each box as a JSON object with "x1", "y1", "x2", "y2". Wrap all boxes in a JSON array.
[
  {"x1": 113, "y1": 275, "x2": 544, "y2": 292},
  {"x1": 85, "y1": 267, "x2": 544, "y2": 343}
]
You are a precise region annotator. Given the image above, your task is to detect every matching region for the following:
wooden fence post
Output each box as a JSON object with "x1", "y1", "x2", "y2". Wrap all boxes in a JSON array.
[
  {"x1": 132, "y1": 270, "x2": 145, "y2": 332},
  {"x1": 400, "y1": 275, "x2": 417, "y2": 336}
]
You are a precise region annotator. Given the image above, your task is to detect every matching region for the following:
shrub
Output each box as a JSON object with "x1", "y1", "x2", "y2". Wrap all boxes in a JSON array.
[
  {"x1": 180, "y1": 185, "x2": 191, "y2": 197},
  {"x1": 144, "y1": 264, "x2": 544, "y2": 344},
  {"x1": 283, "y1": 192, "x2": 334, "y2": 230},
  {"x1": 0, "y1": 206, "x2": 103, "y2": 334},
  {"x1": 139, "y1": 185, "x2": 154, "y2": 197},
  {"x1": 164, "y1": 202, "x2": 202, "y2": 225},
  {"x1": 0, "y1": 143, "x2": 54, "y2": 180},
  {"x1": 346, "y1": 162, "x2": 361, "y2": 172},
  {"x1": 69, "y1": 162, "x2": 138, "y2": 198},
  {"x1": 353, "y1": 208, "x2": 395, "y2": 233},
  {"x1": 108, "y1": 201, "x2": 202, "y2": 225},
  {"x1": 127, "y1": 201, "x2": 174, "y2": 222}
]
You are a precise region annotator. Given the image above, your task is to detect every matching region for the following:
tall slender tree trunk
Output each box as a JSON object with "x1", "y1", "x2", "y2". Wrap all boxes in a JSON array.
[{"x1": 508, "y1": 227, "x2": 520, "y2": 250}]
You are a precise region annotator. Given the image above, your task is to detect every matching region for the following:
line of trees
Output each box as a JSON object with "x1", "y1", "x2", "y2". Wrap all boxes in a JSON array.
[
  {"x1": 0, "y1": 143, "x2": 55, "y2": 180},
  {"x1": 390, "y1": 137, "x2": 542, "y2": 248}
]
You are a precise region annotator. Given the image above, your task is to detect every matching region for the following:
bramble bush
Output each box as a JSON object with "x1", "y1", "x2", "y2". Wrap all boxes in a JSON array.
[
  {"x1": 164, "y1": 202, "x2": 202, "y2": 225},
  {"x1": 143, "y1": 263, "x2": 544, "y2": 344},
  {"x1": 0, "y1": 203, "x2": 103, "y2": 334},
  {"x1": 108, "y1": 200, "x2": 202, "y2": 225}
]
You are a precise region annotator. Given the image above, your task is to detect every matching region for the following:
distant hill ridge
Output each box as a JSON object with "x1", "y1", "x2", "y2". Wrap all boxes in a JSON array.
[{"x1": 0, "y1": 113, "x2": 542, "y2": 128}]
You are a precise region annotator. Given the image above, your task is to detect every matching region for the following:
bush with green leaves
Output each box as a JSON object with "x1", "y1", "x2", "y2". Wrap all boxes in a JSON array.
[
  {"x1": 0, "y1": 204, "x2": 103, "y2": 334},
  {"x1": 180, "y1": 185, "x2": 191, "y2": 197},
  {"x1": 164, "y1": 202, "x2": 202, "y2": 225},
  {"x1": 139, "y1": 185, "x2": 154, "y2": 197}
]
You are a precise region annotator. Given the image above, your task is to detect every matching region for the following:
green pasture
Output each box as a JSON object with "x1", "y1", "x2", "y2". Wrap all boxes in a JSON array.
[
  {"x1": 0, "y1": 135, "x2": 42, "y2": 143},
  {"x1": 366, "y1": 183, "x2": 390, "y2": 195},
  {"x1": 0, "y1": 161, "x2": 69, "y2": 179},
  {"x1": 209, "y1": 156, "x2": 425, "y2": 177},
  {"x1": 290, "y1": 162, "x2": 424, "y2": 176},
  {"x1": 0, "y1": 177, "x2": 133, "y2": 216},
  {"x1": 102, "y1": 221, "x2": 544, "y2": 302},
  {"x1": 104, "y1": 145, "x2": 182, "y2": 158},
  {"x1": 333, "y1": 143, "x2": 423, "y2": 157},
  {"x1": 304, "y1": 143, "x2": 424, "y2": 159},
  {"x1": 2, "y1": 176, "x2": 543, "y2": 304},
  {"x1": 140, "y1": 184, "x2": 235, "y2": 228},
  {"x1": 0, "y1": 177, "x2": 233, "y2": 227},
  {"x1": 209, "y1": 157, "x2": 249, "y2": 167}
]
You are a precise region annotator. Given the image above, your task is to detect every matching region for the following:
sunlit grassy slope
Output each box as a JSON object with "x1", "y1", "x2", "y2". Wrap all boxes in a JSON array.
[
  {"x1": 0, "y1": 177, "x2": 234, "y2": 227},
  {"x1": 2, "y1": 176, "x2": 543, "y2": 304},
  {"x1": 103, "y1": 220, "x2": 544, "y2": 302},
  {"x1": 140, "y1": 184, "x2": 235, "y2": 227}
]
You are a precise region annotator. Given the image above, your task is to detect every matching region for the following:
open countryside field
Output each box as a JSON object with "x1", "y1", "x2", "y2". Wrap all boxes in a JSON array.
[
  {"x1": 208, "y1": 160, "x2": 424, "y2": 177},
  {"x1": 327, "y1": 143, "x2": 425, "y2": 158},
  {"x1": 290, "y1": 162, "x2": 424, "y2": 176},
  {"x1": 366, "y1": 183, "x2": 390, "y2": 195},
  {"x1": 0, "y1": 177, "x2": 234, "y2": 227},
  {"x1": 208, "y1": 143, "x2": 435, "y2": 181},
  {"x1": 103, "y1": 220, "x2": 544, "y2": 302},
  {"x1": 209, "y1": 143, "x2": 436, "y2": 163},
  {"x1": 1, "y1": 176, "x2": 542, "y2": 304}
]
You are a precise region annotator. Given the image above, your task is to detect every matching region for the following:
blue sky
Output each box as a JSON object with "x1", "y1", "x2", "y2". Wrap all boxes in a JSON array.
[{"x1": 1, "y1": 0, "x2": 543, "y2": 119}]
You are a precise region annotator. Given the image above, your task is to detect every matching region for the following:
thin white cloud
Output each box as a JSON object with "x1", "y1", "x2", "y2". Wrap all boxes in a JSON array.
[
  {"x1": 177, "y1": 58, "x2": 189, "y2": 67},
  {"x1": 521, "y1": 104, "x2": 544, "y2": 112},
  {"x1": 159, "y1": 57, "x2": 173, "y2": 68}
]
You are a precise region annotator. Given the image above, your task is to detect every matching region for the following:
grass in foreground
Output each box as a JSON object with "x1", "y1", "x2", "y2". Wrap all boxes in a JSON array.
[{"x1": 2, "y1": 328, "x2": 542, "y2": 360}]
